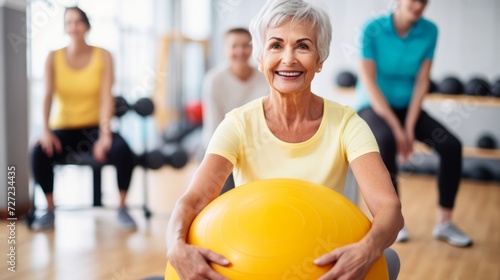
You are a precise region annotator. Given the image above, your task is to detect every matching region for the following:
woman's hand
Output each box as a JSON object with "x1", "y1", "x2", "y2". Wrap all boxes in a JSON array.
[
  {"x1": 168, "y1": 241, "x2": 230, "y2": 280},
  {"x1": 392, "y1": 125, "x2": 413, "y2": 163},
  {"x1": 38, "y1": 130, "x2": 62, "y2": 158},
  {"x1": 93, "y1": 133, "x2": 112, "y2": 162},
  {"x1": 404, "y1": 126, "x2": 415, "y2": 157},
  {"x1": 314, "y1": 242, "x2": 379, "y2": 280}
]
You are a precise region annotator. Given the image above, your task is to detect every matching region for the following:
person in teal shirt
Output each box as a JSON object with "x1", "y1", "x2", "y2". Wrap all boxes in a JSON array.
[{"x1": 355, "y1": 0, "x2": 472, "y2": 247}]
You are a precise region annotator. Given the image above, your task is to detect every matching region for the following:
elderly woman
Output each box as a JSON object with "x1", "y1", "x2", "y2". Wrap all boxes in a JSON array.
[{"x1": 166, "y1": 0, "x2": 403, "y2": 279}]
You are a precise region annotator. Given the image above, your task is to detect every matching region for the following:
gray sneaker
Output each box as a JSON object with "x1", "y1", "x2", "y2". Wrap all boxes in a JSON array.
[
  {"x1": 32, "y1": 211, "x2": 55, "y2": 231},
  {"x1": 396, "y1": 227, "x2": 409, "y2": 242},
  {"x1": 117, "y1": 208, "x2": 137, "y2": 230},
  {"x1": 433, "y1": 222, "x2": 473, "y2": 247}
]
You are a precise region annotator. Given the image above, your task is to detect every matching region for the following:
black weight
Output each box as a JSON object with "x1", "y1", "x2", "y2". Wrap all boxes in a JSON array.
[
  {"x1": 428, "y1": 79, "x2": 438, "y2": 93},
  {"x1": 468, "y1": 166, "x2": 493, "y2": 181},
  {"x1": 144, "y1": 150, "x2": 164, "y2": 170},
  {"x1": 477, "y1": 134, "x2": 497, "y2": 149},
  {"x1": 114, "y1": 96, "x2": 130, "y2": 117},
  {"x1": 134, "y1": 98, "x2": 155, "y2": 116},
  {"x1": 336, "y1": 71, "x2": 357, "y2": 88},
  {"x1": 492, "y1": 81, "x2": 500, "y2": 98},
  {"x1": 464, "y1": 78, "x2": 491, "y2": 96},
  {"x1": 438, "y1": 76, "x2": 464, "y2": 95},
  {"x1": 162, "y1": 145, "x2": 189, "y2": 169}
]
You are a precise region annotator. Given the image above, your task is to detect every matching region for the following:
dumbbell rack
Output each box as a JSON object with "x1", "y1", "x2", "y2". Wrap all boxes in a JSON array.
[
  {"x1": 419, "y1": 94, "x2": 500, "y2": 181},
  {"x1": 331, "y1": 87, "x2": 500, "y2": 181}
]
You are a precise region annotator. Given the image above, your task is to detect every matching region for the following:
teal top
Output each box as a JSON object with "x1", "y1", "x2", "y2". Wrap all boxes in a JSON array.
[{"x1": 354, "y1": 13, "x2": 438, "y2": 110}]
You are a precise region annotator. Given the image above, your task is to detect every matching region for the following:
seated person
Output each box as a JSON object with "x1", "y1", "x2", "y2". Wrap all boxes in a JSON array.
[
  {"x1": 201, "y1": 27, "x2": 268, "y2": 193},
  {"x1": 30, "y1": 7, "x2": 136, "y2": 231}
]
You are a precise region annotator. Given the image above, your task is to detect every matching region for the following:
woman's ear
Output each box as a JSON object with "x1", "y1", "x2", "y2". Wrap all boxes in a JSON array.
[
  {"x1": 316, "y1": 62, "x2": 323, "y2": 73},
  {"x1": 257, "y1": 60, "x2": 263, "y2": 72}
]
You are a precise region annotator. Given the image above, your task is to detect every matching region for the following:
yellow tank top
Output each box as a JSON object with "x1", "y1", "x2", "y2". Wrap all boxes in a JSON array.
[{"x1": 50, "y1": 47, "x2": 103, "y2": 129}]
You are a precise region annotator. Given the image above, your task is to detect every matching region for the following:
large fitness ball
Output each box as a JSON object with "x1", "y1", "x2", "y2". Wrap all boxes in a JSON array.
[
  {"x1": 465, "y1": 78, "x2": 491, "y2": 96},
  {"x1": 165, "y1": 178, "x2": 388, "y2": 280},
  {"x1": 336, "y1": 71, "x2": 357, "y2": 88},
  {"x1": 438, "y1": 76, "x2": 464, "y2": 95}
]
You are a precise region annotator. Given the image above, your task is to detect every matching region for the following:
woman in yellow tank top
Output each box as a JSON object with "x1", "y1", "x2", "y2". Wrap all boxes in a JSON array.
[{"x1": 30, "y1": 7, "x2": 136, "y2": 231}]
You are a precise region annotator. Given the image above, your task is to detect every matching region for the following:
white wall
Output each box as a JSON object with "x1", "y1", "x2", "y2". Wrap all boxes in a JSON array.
[{"x1": 210, "y1": 0, "x2": 500, "y2": 103}]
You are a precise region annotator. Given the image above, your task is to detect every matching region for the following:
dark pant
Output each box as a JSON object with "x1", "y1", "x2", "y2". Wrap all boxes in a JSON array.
[
  {"x1": 358, "y1": 108, "x2": 462, "y2": 209},
  {"x1": 31, "y1": 126, "x2": 135, "y2": 194},
  {"x1": 219, "y1": 173, "x2": 235, "y2": 196}
]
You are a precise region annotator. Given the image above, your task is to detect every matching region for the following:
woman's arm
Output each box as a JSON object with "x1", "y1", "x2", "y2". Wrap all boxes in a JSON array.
[
  {"x1": 404, "y1": 60, "x2": 432, "y2": 143},
  {"x1": 359, "y1": 60, "x2": 412, "y2": 160},
  {"x1": 39, "y1": 51, "x2": 62, "y2": 157},
  {"x1": 93, "y1": 49, "x2": 114, "y2": 162},
  {"x1": 166, "y1": 154, "x2": 233, "y2": 280},
  {"x1": 352, "y1": 152, "x2": 403, "y2": 250},
  {"x1": 316, "y1": 152, "x2": 403, "y2": 280}
]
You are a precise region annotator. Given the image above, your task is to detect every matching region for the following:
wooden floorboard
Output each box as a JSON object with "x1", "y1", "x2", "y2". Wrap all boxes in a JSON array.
[{"x1": 1, "y1": 162, "x2": 499, "y2": 280}]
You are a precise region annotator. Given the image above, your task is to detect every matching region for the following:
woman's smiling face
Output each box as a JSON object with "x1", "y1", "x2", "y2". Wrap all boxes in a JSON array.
[{"x1": 259, "y1": 18, "x2": 322, "y2": 96}]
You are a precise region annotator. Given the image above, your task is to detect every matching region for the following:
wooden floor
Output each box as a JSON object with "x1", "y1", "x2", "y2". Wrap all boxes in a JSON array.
[{"x1": 1, "y1": 161, "x2": 499, "y2": 280}]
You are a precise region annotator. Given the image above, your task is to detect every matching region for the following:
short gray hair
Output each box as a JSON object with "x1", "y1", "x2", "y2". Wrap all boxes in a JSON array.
[{"x1": 249, "y1": 0, "x2": 332, "y2": 63}]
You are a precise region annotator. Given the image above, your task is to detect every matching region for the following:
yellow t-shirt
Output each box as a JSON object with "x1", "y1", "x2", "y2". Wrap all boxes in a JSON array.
[
  {"x1": 50, "y1": 47, "x2": 103, "y2": 129},
  {"x1": 206, "y1": 97, "x2": 379, "y2": 194}
]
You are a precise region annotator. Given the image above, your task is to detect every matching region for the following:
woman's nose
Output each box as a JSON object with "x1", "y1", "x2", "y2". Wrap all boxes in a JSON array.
[{"x1": 281, "y1": 47, "x2": 296, "y2": 66}]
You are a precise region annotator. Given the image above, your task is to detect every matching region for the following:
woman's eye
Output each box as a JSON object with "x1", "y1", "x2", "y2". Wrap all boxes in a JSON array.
[
  {"x1": 298, "y1": 44, "x2": 309, "y2": 50},
  {"x1": 270, "y1": 43, "x2": 281, "y2": 49}
]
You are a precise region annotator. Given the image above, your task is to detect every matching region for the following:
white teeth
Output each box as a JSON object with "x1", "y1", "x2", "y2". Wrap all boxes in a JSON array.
[{"x1": 277, "y1": 71, "x2": 301, "y2": 77}]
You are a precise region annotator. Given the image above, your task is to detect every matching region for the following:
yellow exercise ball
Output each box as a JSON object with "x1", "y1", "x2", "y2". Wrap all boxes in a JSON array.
[{"x1": 165, "y1": 178, "x2": 388, "y2": 279}]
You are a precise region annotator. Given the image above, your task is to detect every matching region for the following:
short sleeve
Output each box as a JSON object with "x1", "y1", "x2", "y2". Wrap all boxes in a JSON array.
[
  {"x1": 341, "y1": 109, "x2": 379, "y2": 163},
  {"x1": 360, "y1": 21, "x2": 377, "y2": 60},
  {"x1": 205, "y1": 114, "x2": 241, "y2": 165},
  {"x1": 424, "y1": 23, "x2": 438, "y2": 60}
]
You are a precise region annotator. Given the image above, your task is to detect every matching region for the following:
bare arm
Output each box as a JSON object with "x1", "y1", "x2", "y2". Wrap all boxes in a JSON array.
[
  {"x1": 43, "y1": 52, "x2": 55, "y2": 133},
  {"x1": 99, "y1": 49, "x2": 115, "y2": 135},
  {"x1": 93, "y1": 49, "x2": 114, "y2": 162},
  {"x1": 166, "y1": 154, "x2": 233, "y2": 279},
  {"x1": 405, "y1": 60, "x2": 432, "y2": 138},
  {"x1": 316, "y1": 152, "x2": 403, "y2": 279},
  {"x1": 38, "y1": 51, "x2": 62, "y2": 157},
  {"x1": 359, "y1": 60, "x2": 400, "y2": 132},
  {"x1": 352, "y1": 152, "x2": 403, "y2": 251}
]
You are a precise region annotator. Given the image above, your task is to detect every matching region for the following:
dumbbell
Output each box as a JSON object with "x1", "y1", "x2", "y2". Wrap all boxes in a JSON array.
[
  {"x1": 464, "y1": 77, "x2": 491, "y2": 96},
  {"x1": 138, "y1": 145, "x2": 189, "y2": 170},
  {"x1": 492, "y1": 80, "x2": 500, "y2": 98},
  {"x1": 467, "y1": 165, "x2": 493, "y2": 181},
  {"x1": 162, "y1": 145, "x2": 189, "y2": 169},
  {"x1": 438, "y1": 76, "x2": 464, "y2": 95},
  {"x1": 428, "y1": 79, "x2": 438, "y2": 93},
  {"x1": 477, "y1": 134, "x2": 497, "y2": 149},
  {"x1": 114, "y1": 97, "x2": 155, "y2": 117},
  {"x1": 335, "y1": 71, "x2": 357, "y2": 88},
  {"x1": 114, "y1": 96, "x2": 130, "y2": 117}
]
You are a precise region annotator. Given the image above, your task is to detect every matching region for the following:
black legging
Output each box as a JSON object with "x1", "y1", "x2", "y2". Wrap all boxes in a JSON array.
[
  {"x1": 31, "y1": 126, "x2": 135, "y2": 194},
  {"x1": 358, "y1": 108, "x2": 462, "y2": 209}
]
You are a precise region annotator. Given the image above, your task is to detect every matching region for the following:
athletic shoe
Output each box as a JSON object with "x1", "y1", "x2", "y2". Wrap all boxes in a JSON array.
[
  {"x1": 31, "y1": 211, "x2": 55, "y2": 231},
  {"x1": 395, "y1": 227, "x2": 409, "y2": 242},
  {"x1": 433, "y1": 221, "x2": 473, "y2": 247},
  {"x1": 117, "y1": 207, "x2": 137, "y2": 230}
]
